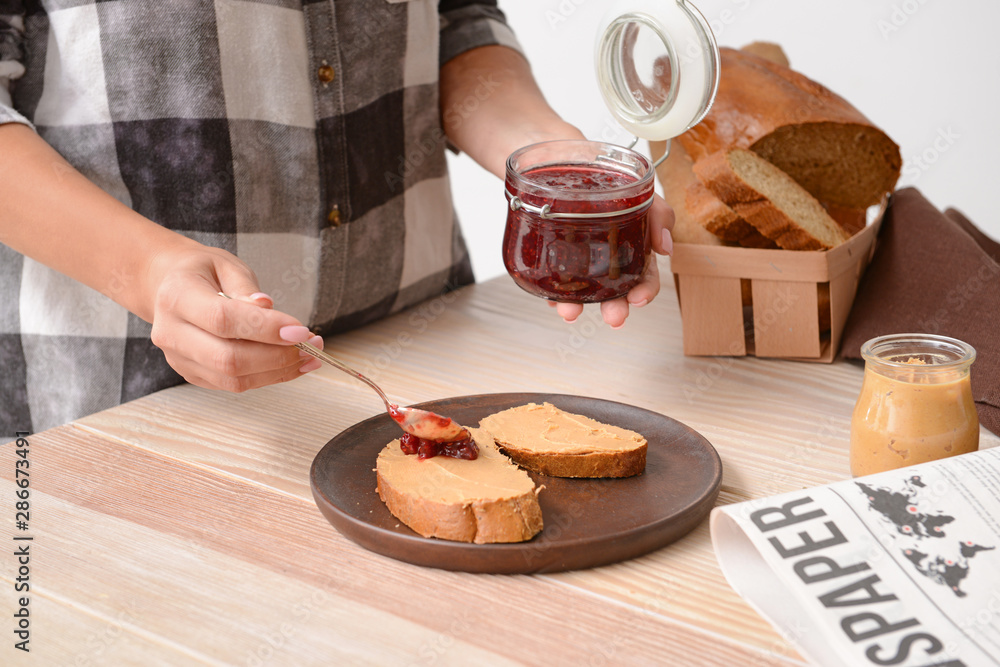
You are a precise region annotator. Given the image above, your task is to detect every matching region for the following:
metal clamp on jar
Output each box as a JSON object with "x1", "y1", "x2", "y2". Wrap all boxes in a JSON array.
[{"x1": 502, "y1": 0, "x2": 720, "y2": 303}]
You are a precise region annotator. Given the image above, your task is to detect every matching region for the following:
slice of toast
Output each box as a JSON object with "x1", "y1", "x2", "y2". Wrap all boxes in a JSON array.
[
  {"x1": 685, "y1": 181, "x2": 778, "y2": 249},
  {"x1": 693, "y1": 148, "x2": 849, "y2": 250},
  {"x1": 376, "y1": 427, "x2": 543, "y2": 543},
  {"x1": 479, "y1": 403, "x2": 647, "y2": 478}
]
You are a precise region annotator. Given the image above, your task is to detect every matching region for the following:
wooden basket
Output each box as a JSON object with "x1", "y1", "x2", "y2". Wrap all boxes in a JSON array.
[{"x1": 669, "y1": 207, "x2": 884, "y2": 363}]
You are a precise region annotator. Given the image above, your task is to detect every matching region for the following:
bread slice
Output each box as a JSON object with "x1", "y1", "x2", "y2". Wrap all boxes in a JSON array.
[
  {"x1": 685, "y1": 181, "x2": 777, "y2": 249},
  {"x1": 823, "y1": 202, "x2": 868, "y2": 238},
  {"x1": 677, "y1": 47, "x2": 900, "y2": 208},
  {"x1": 479, "y1": 403, "x2": 647, "y2": 478},
  {"x1": 649, "y1": 139, "x2": 725, "y2": 246},
  {"x1": 694, "y1": 149, "x2": 849, "y2": 250},
  {"x1": 376, "y1": 427, "x2": 543, "y2": 543}
]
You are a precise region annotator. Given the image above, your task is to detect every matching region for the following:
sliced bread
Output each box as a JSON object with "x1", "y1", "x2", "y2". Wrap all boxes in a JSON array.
[
  {"x1": 693, "y1": 148, "x2": 849, "y2": 251},
  {"x1": 649, "y1": 139, "x2": 726, "y2": 246},
  {"x1": 376, "y1": 427, "x2": 543, "y2": 543},
  {"x1": 479, "y1": 402, "x2": 647, "y2": 478},
  {"x1": 685, "y1": 181, "x2": 778, "y2": 249},
  {"x1": 678, "y1": 47, "x2": 901, "y2": 208}
]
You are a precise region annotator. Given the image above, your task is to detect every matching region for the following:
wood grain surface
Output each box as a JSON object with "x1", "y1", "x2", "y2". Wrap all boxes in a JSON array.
[{"x1": 2, "y1": 258, "x2": 996, "y2": 665}]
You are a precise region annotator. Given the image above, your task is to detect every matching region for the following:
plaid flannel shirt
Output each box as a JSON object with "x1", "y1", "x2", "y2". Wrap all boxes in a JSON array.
[{"x1": 0, "y1": 0, "x2": 520, "y2": 433}]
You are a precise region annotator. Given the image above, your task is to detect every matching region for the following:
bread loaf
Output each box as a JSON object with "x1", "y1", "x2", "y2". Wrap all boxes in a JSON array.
[
  {"x1": 694, "y1": 148, "x2": 849, "y2": 251},
  {"x1": 678, "y1": 47, "x2": 901, "y2": 209},
  {"x1": 376, "y1": 427, "x2": 543, "y2": 543},
  {"x1": 652, "y1": 139, "x2": 726, "y2": 246}
]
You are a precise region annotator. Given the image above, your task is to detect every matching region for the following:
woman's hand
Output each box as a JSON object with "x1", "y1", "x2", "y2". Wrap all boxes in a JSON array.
[
  {"x1": 145, "y1": 240, "x2": 324, "y2": 392},
  {"x1": 550, "y1": 194, "x2": 675, "y2": 328},
  {"x1": 0, "y1": 123, "x2": 323, "y2": 394}
]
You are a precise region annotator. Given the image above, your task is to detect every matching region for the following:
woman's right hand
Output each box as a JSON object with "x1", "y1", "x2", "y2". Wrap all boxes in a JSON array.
[
  {"x1": 144, "y1": 239, "x2": 324, "y2": 392},
  {"x1": 0, "y1": 123, "x2": 321, "y2": 393}
]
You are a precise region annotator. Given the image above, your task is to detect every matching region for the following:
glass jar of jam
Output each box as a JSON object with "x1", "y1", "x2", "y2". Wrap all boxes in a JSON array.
[
  {"x1": 503, "y1": 140, "x2": 655, "y2": 303},
  {"x1": 501, "y1": 1, "x2": 719, "y2": 303},
  {"x1": 850, "y1": 334, "x2": 979, "y2": 477}
]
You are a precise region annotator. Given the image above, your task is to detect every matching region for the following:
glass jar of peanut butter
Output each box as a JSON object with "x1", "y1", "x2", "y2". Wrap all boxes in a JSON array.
[{"x1": 850, "y1": 333, "x2": 978, "y2": 477}]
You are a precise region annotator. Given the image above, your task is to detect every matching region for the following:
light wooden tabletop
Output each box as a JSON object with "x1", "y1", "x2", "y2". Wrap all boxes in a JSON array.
[{"x1": 3, "y1": 259, "x2": 997, "y2": 666}]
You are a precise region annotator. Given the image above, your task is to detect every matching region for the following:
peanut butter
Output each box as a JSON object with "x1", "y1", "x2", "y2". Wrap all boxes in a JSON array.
[
  {"x1": 376, "y1": 428, "x2": 536, "y2": 504},
  {"x1": 849, "y1": 335, "x2": 978, "y2": 477},
  {"x1": 479, "y1": 402, "x2": 646, "y2": 456}
]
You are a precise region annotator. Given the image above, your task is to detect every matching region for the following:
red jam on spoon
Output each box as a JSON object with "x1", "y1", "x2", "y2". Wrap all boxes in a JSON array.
[{"x1": 388, "y1": 405, "x2": 478, "y2": 461}]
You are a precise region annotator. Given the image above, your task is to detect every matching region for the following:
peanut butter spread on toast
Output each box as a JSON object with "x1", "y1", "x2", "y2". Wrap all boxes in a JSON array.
[
  {"x1": 376, "y1": 428, "x2": 536, "y2": 504},
  {"x1": 480, "y1": 402, "x2": 646, "y2": 455}
]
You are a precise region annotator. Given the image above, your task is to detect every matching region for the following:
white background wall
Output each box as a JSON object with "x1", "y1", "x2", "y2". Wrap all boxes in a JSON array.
[{"x1": 449, "y1": 0, "x2": 1000, "y2": 281}]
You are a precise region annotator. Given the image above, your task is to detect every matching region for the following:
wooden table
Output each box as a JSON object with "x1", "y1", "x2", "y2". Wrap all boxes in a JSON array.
[{"x1": 4, "y1": 260, "x2": 997, "y2": 666}]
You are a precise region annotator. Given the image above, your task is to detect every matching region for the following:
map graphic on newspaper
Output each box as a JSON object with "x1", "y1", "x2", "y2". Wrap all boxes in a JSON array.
[
  {"x1": 712, "y1": 447, "x2": 1000, "y2": 666},
  {"x1": 856, "y1": 475, "x2": 994, "y2": 599}
]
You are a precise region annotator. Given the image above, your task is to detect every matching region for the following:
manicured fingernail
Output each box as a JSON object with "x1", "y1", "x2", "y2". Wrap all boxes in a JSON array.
[
  {"x1": 250, "y1": 292, "x2": 272, "y2": 302},
  {"x1": 300, "y1": 335, "x2": 324, "y2": 356},
  {"x1": 279, "y1": 325, "x2": 312, "y2": 343},
  {"x1": 564, "y1": 316, "x2": 578, "y2": 324},
  {"x1": 629, "y1": 297, "x2": 649, "y2": 308},
  {"x1": 611, "y1": 322, "x2": 626, "y2": 330},
  {"x1": 299, "y1": 359, "x2": 322, "y2": 373},
  {"x1": 661, "y1": 229, "x2": 674, "y2": 255}
]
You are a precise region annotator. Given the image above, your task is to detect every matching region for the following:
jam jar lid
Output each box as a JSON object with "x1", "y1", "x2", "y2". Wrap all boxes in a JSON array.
[{"x1": 595, "y1": 0, "x2": 720, "y2": 142}]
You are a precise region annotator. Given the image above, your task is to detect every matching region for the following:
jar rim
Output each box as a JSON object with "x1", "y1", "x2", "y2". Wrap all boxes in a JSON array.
[
  {"x1": 506, "y1": 139, "x2": 655, "y2": 198},
  {"x1": 860, "y1": 333, "x2": 976, "y2": 371}
]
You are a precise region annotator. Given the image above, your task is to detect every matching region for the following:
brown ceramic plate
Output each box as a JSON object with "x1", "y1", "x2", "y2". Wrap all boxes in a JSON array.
[{"x1": 310, "y1": 393, "x2": 722, "y2": 574}]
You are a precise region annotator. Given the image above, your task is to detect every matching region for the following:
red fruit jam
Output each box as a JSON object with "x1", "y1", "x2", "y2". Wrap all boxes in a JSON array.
[
  {"x1": 503, "y1": 141, "x2": 653, "y2": 303},
  {"x1": 389, "y1": 404, "x2": 478, "y2": 461},
  {"x1": 399, "y1": 432, "x2": 479, "y2": 461}
]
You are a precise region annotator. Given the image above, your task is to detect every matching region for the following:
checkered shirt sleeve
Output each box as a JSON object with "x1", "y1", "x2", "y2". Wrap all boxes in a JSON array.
[{"x1": 0, "y1": 0, "x2": 522, "y2": 433}]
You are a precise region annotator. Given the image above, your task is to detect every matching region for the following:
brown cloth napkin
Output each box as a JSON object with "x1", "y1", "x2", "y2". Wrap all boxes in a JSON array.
[{"x1": 839, "y1": 187, "x2": 1000, "y2": 436}]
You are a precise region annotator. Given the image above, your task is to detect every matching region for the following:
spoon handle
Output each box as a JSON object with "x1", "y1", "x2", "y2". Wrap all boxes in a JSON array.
[{"x1": 296, "y1": 342, "x2": 393, "y2": 411}]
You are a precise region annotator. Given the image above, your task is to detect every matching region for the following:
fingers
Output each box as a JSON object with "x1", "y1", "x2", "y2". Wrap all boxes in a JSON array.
[
  {"x1": 180, "y1": 358, "x2": 319, "y2": 394},
  {"x1": 547, "y1": 254, "x2": 662, "y2": 330},
  {"x1": 600, "y1": 298, "x2": 630, "y2": 328},
  {"x1": 158, "y1": 323, "x2": 326, "y2": 392},
  {"x1": 215, "y1": 259, "x2": 269, "y2": 305},
  {"x1": 555, "y1": 301, "x2": 584, "y2": 323},
  {"x1": 626, "y1": 252, "x2": 662, "y2": 309},
  {"x1": 147, "y1": 244, "x2": 329, "y2": 393},
  {"x1": 166, "y1": 279, "x2": 303, "y2": 345},
  {"x1": 648, "y1": 195, "x2": 675, "y2": 256}
]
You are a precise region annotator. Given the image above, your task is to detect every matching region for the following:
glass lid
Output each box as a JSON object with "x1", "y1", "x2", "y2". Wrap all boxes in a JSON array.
[{"x1": 595, "y1": 0, "x2": 720, "y2": 141}]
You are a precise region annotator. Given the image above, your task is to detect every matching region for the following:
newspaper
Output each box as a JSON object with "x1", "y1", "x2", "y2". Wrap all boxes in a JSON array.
[{"x1": 711, "y1": 447, "x2": 1000, "y2": 667}]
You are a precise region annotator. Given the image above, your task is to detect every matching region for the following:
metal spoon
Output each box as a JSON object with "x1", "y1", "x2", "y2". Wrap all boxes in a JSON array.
[
  {"x1": 216, "y1": 291, "x2": 465, "y2": 441},
  {"x1": 295, "y1": 342, "x2": 467, "y2": 441}
]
